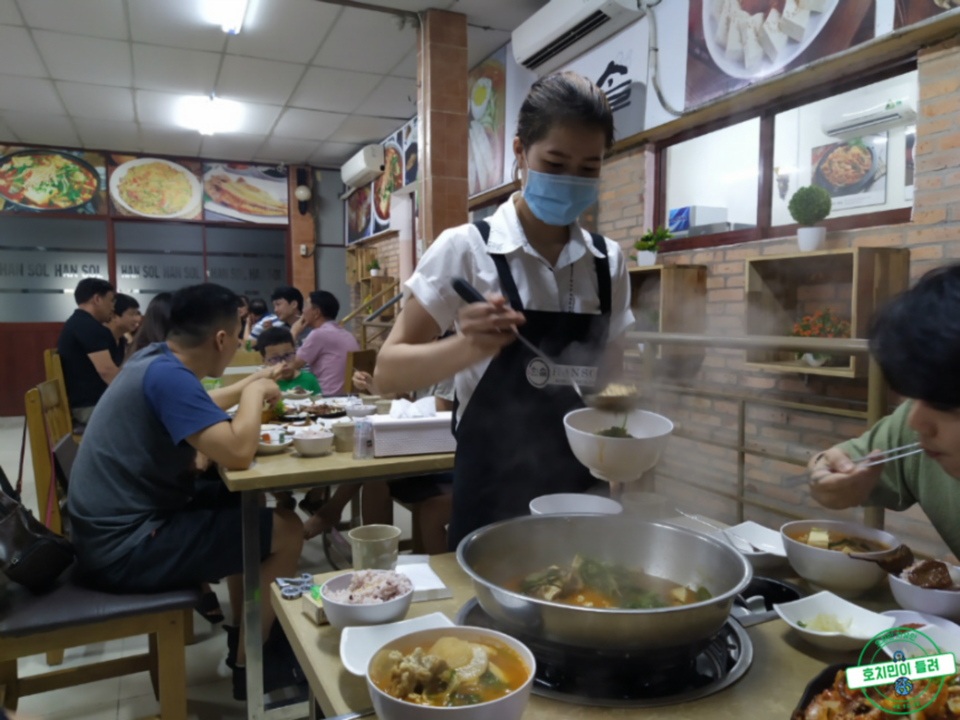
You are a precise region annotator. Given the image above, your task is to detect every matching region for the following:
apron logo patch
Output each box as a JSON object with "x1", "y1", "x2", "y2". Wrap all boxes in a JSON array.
[{"x1": 525, "y1": 358, "x2": 598, "y2": 389}]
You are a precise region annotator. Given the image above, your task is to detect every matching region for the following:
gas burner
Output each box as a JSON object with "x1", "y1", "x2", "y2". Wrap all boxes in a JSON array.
[{"x1": 455, "y1": 599, "x2": 753, "y2": 708}]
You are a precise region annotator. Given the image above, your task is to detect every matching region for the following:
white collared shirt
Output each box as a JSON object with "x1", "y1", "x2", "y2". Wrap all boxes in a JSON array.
[{"x1": 406, "y1": 194, "x2": 635, "y2": 421}]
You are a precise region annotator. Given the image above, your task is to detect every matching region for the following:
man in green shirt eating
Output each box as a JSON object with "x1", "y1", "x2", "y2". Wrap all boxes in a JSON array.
[
  {"x1": 808, "y1": 264, "x2": 960, "y2": 558},
  {"x1": 257, "y1": 326, "x2": 322, "y2": 396}
]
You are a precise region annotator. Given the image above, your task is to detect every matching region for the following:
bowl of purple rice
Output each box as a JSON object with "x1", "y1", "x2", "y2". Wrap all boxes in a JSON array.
[{"x1": 321, "y1": 570, "x2": 414, "y2": 630}]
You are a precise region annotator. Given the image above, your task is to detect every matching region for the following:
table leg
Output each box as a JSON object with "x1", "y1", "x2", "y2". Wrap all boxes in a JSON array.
[
  {"x1": 309, "y1": 688, "x2": 318, "y2": 720},
  {"x1": 242, "y1": 489, "x2": 265, "y2": 720}
]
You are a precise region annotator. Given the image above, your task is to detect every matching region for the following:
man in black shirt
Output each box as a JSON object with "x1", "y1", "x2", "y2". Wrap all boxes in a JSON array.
[
  {"x1": 106, "y1": 293, "x2": 141, "y2": 366},
  {"x1": 57, "y1": 278, "x2": 119, "y2": 424}
]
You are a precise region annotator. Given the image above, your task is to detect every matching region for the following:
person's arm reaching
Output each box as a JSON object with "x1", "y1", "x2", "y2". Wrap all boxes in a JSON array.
[
  {"x1": 188, "y1": 378, "x2": 280, "y2": 470},
  {"x1": 207, "y1": 365, "x2": 283, "y2": 410},
  {"x1": 374, "y1": 295, "x2": 522, "y2": 396},
  {"x1": 88, "y1": 350, "x2": 120, "y2": 385}
]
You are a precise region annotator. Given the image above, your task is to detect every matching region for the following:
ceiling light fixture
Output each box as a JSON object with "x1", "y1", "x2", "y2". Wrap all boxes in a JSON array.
[
  {"x1": 203, "y1": 0, "x2": 249, "y2": 35},
  {"x1": 177, "y1": 95, "x2": 244, "y2": 136}
]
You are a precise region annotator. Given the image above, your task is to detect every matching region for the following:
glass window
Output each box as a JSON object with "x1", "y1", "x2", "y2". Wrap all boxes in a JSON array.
[
  {"x1": 664, "y1": 117, "x2": 761, "y2": 237},
  {"x1": 0, "y1": 216, "x2": 108, "y2": 322},
  {"x1": 772, "y1": 71, "x2": 918, "y2": 225},
  {"x1": 115, "y1": 222, "x2": 204, "y2": 309},
  {"x1": 205, "y1": 227, "x2": 286, "y2": 301}
]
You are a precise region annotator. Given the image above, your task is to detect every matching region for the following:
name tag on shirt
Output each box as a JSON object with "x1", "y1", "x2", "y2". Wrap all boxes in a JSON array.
[{"x1": 526, "y1": 358, "x2": 597, "y2": 389}]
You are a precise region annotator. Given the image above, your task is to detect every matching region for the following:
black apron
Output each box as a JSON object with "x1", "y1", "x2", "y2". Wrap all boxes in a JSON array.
[{"x1": 447, "y1": 221, "x2": 612, "y2": 550}]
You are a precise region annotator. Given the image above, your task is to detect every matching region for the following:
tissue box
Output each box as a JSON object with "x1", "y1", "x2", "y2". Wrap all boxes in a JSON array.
[{"x1": 370, "y1": 412, "x2": 456, "y2": 457}]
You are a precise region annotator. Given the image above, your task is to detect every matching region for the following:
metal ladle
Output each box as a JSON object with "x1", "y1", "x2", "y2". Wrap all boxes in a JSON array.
[{"x1": 451, "y1": 278, "x2": 642, "y2": 413}]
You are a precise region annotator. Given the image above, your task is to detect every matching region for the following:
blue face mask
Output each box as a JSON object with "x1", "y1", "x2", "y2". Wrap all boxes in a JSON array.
[{"x1": 522, "y1": 169, "x2": 600, "y2": 227}]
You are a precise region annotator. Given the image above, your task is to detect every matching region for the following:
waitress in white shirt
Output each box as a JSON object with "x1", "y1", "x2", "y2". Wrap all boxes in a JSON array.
[{"x1": 375, "y1": 71, "x2": 635, "y2": 549}]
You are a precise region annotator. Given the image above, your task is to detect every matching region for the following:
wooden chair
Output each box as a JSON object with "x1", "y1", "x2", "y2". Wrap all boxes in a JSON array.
[
  {"x1": 42, "y1": 349, "x2": 82, "y2": 441},
  {"x1": 229, "y1": 349, "x2": 263, "y2": 367},
  {"x1": 344, "y1": 349, "x2": 377, "y2": 394}
]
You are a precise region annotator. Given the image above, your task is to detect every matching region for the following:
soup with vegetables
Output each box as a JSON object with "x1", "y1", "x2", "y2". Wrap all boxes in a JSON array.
[
  {"x1": 513, "y1": 554, "x2": 712, "y2": 609},
  {"x1": 370, "y1": 636, "x2": 528, "y2": 707},
  {"x1": 788, "y1": 527, "x2": 888, "y2": 554}
]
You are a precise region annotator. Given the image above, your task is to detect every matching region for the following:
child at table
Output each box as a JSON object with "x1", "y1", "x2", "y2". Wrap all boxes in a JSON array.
[{"x1": 257, "y1": 326, "x2": 322, "y2": 396}]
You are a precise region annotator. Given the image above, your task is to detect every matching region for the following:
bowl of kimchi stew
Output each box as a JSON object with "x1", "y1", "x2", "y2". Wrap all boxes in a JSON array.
[{"x1": 0, "y1": 150, "x2": 100, "y2": 211}]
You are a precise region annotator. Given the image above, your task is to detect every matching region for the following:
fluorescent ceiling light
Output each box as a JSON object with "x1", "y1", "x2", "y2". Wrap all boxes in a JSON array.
[
  {"x1": 202, "y1": 0, "x2": 249, "y2": 35},
  {"x1": 177, "y1": 96, "x2": 245, "y2": 136}
]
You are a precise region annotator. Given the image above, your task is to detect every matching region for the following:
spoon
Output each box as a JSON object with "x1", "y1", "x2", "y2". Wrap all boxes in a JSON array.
[
  {"x1": 450, "y1": 277, "x2": 642, "y2": 413},
  {"x1": 849, "y1": 544, "x2": 915, "y2": 576}
]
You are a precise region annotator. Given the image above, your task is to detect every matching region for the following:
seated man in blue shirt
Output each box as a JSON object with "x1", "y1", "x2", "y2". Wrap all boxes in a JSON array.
[{"x1": 68, "y1": 283, "x2": 304, "y2": 701}]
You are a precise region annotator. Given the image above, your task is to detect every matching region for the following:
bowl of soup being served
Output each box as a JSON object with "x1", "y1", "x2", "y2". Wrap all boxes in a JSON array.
[
  {"x1": 367, "y1": 627, "x2": 534, "y2": 719},
  {"x1": 781, "y1": 520, "x2": 899, "y2": 598}
]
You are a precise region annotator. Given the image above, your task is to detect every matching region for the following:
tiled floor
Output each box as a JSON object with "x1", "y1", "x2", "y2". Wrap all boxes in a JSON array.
[{"x1": 0, "y1": 416, "x2": 412, "y2": 719}]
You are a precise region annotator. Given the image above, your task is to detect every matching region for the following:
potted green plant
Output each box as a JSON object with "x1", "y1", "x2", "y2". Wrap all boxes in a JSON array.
[
  {"x1": 631, "y1": 227, "x2": 672, "y2": 267},
  {"x1": 788, "y1": 186, "x2": 832, "y2": 252},
  {"x1": 790, "y1": 308, "x2": 851, "y2": 367},
  {"x1": 367, "y1": 258, "x2": 381, "y2": 277}
]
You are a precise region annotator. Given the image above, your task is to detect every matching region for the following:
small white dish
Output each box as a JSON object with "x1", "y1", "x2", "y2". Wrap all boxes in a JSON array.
[
  {"x1": 257, "y1": 425, "x2": 292, "y2": 455},
  {"x1": 889, "y1": 564, "x2": 960, "y2": 621},
  {"x1": 282, "y1": 390, "x2": 316, "y2": 400},
  {"x1": 715, "y1": 521, "x2": 788, "y2": 572},
  {"x1": 881, "y1": 609, "x2": 960, "y2": 636},
  {"x1": 774, "y1": 590, "x2": 895, "y2": 652},
  {"x1": 292, "y1": 430, "x2": 334, "y2": 457},
  {"x1": 882, "y1": 623, "x2": 960, "y2": 660},
  {"x1": 341, "y1": 612, "x2": 454, "y2": 676},
  {"x1": 346, "y1": 405, "x2": 377, "y2": 418},
  {"x1": 529, "y1": 493, "x2": 623, "y2": 516}
]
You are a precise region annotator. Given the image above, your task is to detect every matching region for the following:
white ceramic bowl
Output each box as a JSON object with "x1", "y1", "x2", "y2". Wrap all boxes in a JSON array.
[
  {"x1": 716, "y1": 521, "x2": 788, "y2": 572},
  {"x1": 563, "y1": 408, "x2": 673, "y2": 483},
  {"x1": 529, "y1": 493, "x2": 623, "y2": 516},
  {"x1": 257, "y1": 425, "x2": 292, "y2": 455},
  {"x1": 781, "y1": 520, "x2": 899, "y2": 598},
  {"x1": 320, "y1": 573, "x2": 413, "y2": 631},
  {"x1": 292, "y1": 430, "x2": 334, "y2": 457},
  {"x1": 889, "y1": 564, "x2": 960, "y2": 622},
  {"x1": 366, "y1": 626, "x2": 535, "y2": 720},
  {"x1": 346, "y1": 405, "x2": 377, "y2": 418},
  {"x1": 774, "y1": 590, "x2": 895, "y2": 652}
]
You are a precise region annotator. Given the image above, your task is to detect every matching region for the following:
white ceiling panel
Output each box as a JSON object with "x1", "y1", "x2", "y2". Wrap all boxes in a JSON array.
[
  {"x1": 273, "y1": 108, "x2": 347, "y2": 141},
  {"x1": 326, "y1": 114, "x2": 406, "y2": 144},
  {"x1": 139, "y1": 123, "x2": 203, "y2": 156},
  {"x1": 18, "y1": 0, "x2": 128, "y2": 40},
  {"x1": 57, "y1": 82, "x2": 135, "y2": 122},
  {"x1": 467, "y1": 27, "x2": 511, "y2": 69},
  {"x1": 34, "y1": 30, "x2": 132, "y2": 87},
  {"x1": 310, "y1": 141, "x2": 363, "y2": 167},
  {"x1": 75, "y1": 118, "x2": 141, "y2": 152},
  {"x1": 354, "y1": 76, "x2": 417, "y2": 119},
  {"x1": 234, "y1": 102, "x2": 284, "y2": 135},
  {"x1": 0, "y1": 1, "x2": 22, "y2": 24},
  {"x1": 136, "y1": 90, "x2": 184, "y2": 127},
  {"x1": 0, "y1": 25, "x2": 47, "y2": 77},
  {"x1": 226, "y1": 0, "x2": 341, "y2": 64},
  {"x1": 201, "y1": 133, "x2": 268, "y2": 162},
  {"x1": 0, "y1": 112, "x2": 79, "y2": 146},
  {"x1": 357, "y1": 0, "x2": 454, "y2": 10},
  {"x1": 216, "y1": 56, "x2": 303, "y2": 106},
  {"x1": 0, "y1": 75, "x2": 63, "y2": 114},
  {"x1": 314, "y1": 8, "x2": 415, "y2": 75},
  {"x1": 128, "y1": 0, "x2": 226, "y2": 52},
  {"x1": 390, "y1": 49, "x2": 417, "y2": 79},
  {"x1": 453, "y1": 0, "x2": 547, "y2": 31},
  {"x1": 290, "y1": 68, "x2": 381, "y2": 114},
  {"x1": 256, "y1": 137, "x2": 322, "y2": 164},
  {"x1": 133, "y1": 45, "x2": 221, "y2": 95}
]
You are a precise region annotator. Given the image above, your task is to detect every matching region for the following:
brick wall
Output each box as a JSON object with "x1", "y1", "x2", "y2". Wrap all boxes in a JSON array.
[{"x1": 595, "y1": 38, "x2": 960, "y2": 558}]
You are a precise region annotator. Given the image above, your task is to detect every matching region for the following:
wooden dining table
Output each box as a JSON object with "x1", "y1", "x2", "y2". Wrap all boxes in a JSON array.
[
  {"x1": 272, "y1": 551, "x2": 903, "y2": 720},
  {"x1": 220, "y1": 449, "x2": 454, "y2": 720}
]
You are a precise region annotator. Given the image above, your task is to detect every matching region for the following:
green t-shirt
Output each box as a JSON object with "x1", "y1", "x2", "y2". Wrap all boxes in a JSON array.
[
  {"x1": 838, "y1": 401, "x2": 960, "y2": 558},
  {"x1": 276, "y1": 370, "x2": 322, "y2": 396}
]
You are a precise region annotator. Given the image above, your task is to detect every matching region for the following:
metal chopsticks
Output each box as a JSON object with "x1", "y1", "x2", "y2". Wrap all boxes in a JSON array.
[{"x1": 783, "y1": 442, "x2": 922, "y2": 488}]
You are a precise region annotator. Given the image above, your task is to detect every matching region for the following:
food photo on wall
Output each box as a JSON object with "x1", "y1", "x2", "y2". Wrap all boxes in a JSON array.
[
  {"x1": 108, "y1": 155, "x2": 203, "y2": 220},
  {"x1": 0, "y1": 145, "x2": 107, "y2": 215},
  {"x1": 467, "y1": 47, "x2": 507, "y2": 196},
  {"x1": 202, "y1": 162, "x2": 289, "y2": 224},
  {"x1": 686, "y1": 0, "x2": 877, "y2": 108},
  {"x1": 811, "y1": 133, "x2": 888, "y2": 211}
]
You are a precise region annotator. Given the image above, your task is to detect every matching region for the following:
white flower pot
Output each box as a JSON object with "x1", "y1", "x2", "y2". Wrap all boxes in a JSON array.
[
  {"x1": 634, "y1": 250, "x2": 657, "y2": 267},
  {"x1": 797, "y1": 226, "x2": 826, "y2": 252},
  {"x1": 801, "y1": 353, "x2": 827, "y2": 368},
  {"x1": 369, "y1": 269, "x2": 380, "y2": 277}
]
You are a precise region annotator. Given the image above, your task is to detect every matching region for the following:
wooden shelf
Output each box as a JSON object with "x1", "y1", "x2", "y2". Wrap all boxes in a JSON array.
[{"x1": 744, "y1": 247, "x2": 909, "y2": 378}]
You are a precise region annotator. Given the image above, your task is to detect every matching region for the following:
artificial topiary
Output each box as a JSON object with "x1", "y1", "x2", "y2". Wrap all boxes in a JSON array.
[{"x1": 788, "y1": 186, "x2": 832, "y2": 227}]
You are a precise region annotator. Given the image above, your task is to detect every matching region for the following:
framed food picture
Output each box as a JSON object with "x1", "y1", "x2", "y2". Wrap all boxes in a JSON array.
[
  {"x1": 108, "y1": 155, "x2": 203, "y2": 220},
  {"x1": 467, "y1": 47, "x2": 506, "y2": 196},
  {"x1": 202, "y1": 163, "x2": 289, "y2": 224},
  {"x1": 895, "y1": 0, "x2": 958, "y2": 28},
  {"x1": 0, "y1": 146, "x2": 107, "y2": 215},
  {"x1": 372, "y1": 140, "x2": 404, "y2": 233},
  {"x1": 403, "y1": 116, "x2": 418, "y2": 188},
  {"x1": 346, "y1": 185, "x2": 373, "y2": 243},
  {"x1": 811, "y1": 133, "x2": 887, "y2": 210}
]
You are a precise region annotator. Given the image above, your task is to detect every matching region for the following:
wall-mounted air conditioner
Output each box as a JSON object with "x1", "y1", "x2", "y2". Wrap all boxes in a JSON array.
[
  {"x1": 341, "y1": 145, "x2": 384, "y2": 189},
  {"x1": 512, "y1": 0, "x2": 643, "y2": 76},
  {"x1": 821, "y1": 100, "x2": 917, "y2": 140}
]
